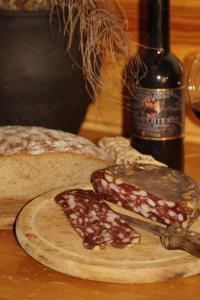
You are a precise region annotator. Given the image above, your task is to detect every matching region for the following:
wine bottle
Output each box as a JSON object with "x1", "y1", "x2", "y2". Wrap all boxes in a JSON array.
[{"x1": 130, "y1": 0, "x2": 185, "y2": 171}]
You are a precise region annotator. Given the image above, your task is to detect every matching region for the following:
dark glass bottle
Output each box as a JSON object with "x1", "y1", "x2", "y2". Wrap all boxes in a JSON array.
[{"x1": 130, "y1": 0, "x2": 185, "y2": 171}]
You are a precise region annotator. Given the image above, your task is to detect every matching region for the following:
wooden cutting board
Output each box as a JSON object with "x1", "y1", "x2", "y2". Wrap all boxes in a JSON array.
[{"x1": 15, "y1": 184, "x2": 200, "y2": 284}]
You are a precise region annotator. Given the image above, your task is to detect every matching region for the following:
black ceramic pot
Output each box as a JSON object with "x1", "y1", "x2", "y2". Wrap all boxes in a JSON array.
[{"x1": 0, "y1": 10, "x2": 91, "y2": 133}]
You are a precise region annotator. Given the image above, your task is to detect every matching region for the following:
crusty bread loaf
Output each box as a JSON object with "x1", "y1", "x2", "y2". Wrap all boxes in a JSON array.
[{"x1": 0, "y1": 126, "x2": 112, "y2": 228}]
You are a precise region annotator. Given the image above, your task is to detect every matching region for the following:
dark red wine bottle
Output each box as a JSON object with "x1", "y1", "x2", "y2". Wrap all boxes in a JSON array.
[{"x1": 131, "y1": 0, "x2": 185, "y2": 171}]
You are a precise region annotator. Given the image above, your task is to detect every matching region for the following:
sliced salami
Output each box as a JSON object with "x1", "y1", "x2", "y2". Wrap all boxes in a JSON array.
[
  {"x1": 55, "y1": 189, "x2": 140, "y2": 249},
  {"x1": 91, "y1": 164, "x2": 200, "y2": 228}
]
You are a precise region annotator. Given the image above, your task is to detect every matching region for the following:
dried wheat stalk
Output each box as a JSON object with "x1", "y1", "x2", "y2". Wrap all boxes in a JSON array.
[{"x1": 51, "y1": 0, "x2": 146, "y2": 98}]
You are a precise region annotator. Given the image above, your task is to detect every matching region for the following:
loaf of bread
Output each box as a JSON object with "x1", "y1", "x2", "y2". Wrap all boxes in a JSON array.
[{"x1": 0, "y1": 126, "x2": 112, "y2": 228}]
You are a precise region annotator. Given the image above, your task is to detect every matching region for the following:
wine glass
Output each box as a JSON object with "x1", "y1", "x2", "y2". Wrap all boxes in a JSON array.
[
  {"x1": 186, "y1": 53, "x2": 200, "y2": 180},
  {"x1": 187, "y1": 52, "x2": 200, "y2": 119}
]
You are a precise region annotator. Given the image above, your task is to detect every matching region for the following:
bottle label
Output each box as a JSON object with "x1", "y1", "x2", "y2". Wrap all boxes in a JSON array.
[{"x1": 132, "y1": 87, "x2": 185, "y2": 140}]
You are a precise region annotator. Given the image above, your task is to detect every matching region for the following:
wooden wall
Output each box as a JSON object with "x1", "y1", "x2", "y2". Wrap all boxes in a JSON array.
[{"x1": 81, "y1": 0, "x2": 200, "y2": 143}]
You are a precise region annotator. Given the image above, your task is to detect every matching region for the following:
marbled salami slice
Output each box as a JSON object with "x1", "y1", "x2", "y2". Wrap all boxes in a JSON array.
[
  {"x1": 55, "y1": 189, "x2": 140, "y2": 249},
  {"x1": 91, "y1": 164, "x2": 200, "y2": 228}
]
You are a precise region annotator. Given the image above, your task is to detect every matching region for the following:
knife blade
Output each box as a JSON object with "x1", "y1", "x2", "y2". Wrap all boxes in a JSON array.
[{"x1": 118, "y1": 212, "x2": 200, "y2": 258}]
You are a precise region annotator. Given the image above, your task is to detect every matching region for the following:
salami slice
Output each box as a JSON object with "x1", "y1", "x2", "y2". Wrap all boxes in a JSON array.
[
  {"x1": 91, "y1": 164, "x2": 200, "y2": 228},
  {"x1": 55, "y1": 189, "x2": 140, "y2": 249}
]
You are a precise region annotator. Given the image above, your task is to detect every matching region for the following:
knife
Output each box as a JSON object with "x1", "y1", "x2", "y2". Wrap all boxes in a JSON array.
[{"x1": 118, "y1": 212, "x2": 200, "y2": 258}]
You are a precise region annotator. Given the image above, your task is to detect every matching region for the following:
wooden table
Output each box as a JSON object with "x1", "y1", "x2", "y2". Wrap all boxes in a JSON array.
[{"x1": 0, "y1": 138, "x2": 200, "y2": 300}]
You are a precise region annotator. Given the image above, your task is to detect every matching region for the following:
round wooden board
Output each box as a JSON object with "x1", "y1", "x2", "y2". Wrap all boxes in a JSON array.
[{"x1": 16, "y1": 184, "x2": 200, "y2": 284}]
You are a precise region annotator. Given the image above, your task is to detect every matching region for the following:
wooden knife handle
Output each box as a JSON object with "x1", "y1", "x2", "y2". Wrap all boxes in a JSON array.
[{"x1": 161, "y1": 224, "x2": 200, "y2": 258}]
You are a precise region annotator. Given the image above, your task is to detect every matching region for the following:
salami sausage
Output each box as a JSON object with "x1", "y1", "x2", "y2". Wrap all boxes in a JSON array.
[
  {"x1": 91, "y1": 164, "x2": 200, "y2": 228},
  {"x1": 55, "y1": 189, "x2": 140, "y2": 249}
]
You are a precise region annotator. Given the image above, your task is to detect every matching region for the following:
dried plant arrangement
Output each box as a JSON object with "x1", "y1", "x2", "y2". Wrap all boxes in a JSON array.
[{"x1": 51, "y1": 0, "x2": 147, "y2": 99}]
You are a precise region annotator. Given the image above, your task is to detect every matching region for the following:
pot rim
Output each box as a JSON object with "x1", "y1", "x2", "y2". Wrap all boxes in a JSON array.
[{"x1": 0, "y1": 9, "x2": 50, "y2": 18}]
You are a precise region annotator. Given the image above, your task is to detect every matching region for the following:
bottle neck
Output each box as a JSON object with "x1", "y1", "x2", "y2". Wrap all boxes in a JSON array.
[{"x1": 147, "y1": 0, "x2": 170, "y2": 52}]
